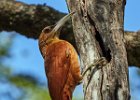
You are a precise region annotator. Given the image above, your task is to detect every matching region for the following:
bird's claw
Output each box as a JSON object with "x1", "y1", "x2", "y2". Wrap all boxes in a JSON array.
[{"x1": 82, "y1": 57, "x2": 108, "y2": 77}]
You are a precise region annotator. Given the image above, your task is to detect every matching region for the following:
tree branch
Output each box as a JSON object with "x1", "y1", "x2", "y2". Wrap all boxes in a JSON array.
[
  {"x1": 125, "y1": 31, "x2": 140, "y2": 67},
  {"x1": 0, "y1": 0, "x2": 72, "y2": 39},
  {"x1": 0, "y1": 0, "x2": 139, "y2": 67}
]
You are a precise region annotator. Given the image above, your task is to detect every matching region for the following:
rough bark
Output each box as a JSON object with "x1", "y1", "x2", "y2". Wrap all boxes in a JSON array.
[
  {"x1": 0, "y1": 0, "x2": 139, "y2": 68},
  {"x1": 0, "y1": 0, "x2": 73, "y2": 42},
  {"x1": 125, "y1": 31, "x2": 140, "y2": 67},
  {"x1": 67, "y1": 0, "x2": 130, "y2": 100}
]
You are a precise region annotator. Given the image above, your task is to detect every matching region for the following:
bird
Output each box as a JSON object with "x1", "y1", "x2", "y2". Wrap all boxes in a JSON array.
[
  {"x1": 38, "y1": 12, "x2": 82, "y2": 100},
  {"x1": 38, "y1": 12, "x2": 108, "y2": 100}
]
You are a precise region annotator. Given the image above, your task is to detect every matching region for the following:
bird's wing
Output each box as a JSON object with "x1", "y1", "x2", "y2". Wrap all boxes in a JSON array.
[{"x1": 44, "y1": 41, "x2": 72, "y2": 99}]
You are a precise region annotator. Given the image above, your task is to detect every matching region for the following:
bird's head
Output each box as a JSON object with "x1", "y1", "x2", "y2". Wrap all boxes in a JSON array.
[{"x1": 38, "y1": 12, "x2": 74, "y2": 57}]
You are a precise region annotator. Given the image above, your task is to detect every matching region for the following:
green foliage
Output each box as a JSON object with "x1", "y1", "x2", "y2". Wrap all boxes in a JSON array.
[
  {"x1": 0, "y1": 32, "x2": 50, "y2": 100},
  {"x1": 0, "y1": 32, "x2": 14, "y2": 58},
  {"x1": 0, "y1": 64, "x2": 11, "y2": 77},
  {"x1": 0, "y1": 47, "x2": 9, "y2": 57},
  {"x1": 0, "y1": 64, "x2": 51, "y2": 100},
  {"x1": 9, "y1": 75, "x2": 51, "y2": 100}
]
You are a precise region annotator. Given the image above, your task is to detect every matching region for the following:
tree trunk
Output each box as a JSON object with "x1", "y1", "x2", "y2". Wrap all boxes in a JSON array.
[{"x1": 66, "y1": 0, "x2": 130, "y2": 100}]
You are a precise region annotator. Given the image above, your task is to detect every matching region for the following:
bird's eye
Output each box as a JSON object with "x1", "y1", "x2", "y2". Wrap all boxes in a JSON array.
[{"x1": 42, "y1": 27, "x2": 51, "y2": 33}]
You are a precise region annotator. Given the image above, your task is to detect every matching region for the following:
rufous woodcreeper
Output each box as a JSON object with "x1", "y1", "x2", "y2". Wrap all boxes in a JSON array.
[{"x1": 38, "y1": 12, "x2": 82, "y2": 100}]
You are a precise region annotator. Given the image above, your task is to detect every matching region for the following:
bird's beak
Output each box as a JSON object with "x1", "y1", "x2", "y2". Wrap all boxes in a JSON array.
[{"x1": 51, "y1": 12, "x2": 75, "y2": 37}]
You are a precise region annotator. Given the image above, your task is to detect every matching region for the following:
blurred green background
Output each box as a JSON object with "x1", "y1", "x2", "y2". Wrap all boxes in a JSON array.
[{"x1": 0, "y1": 0, "x2": 140, "y2": 100}]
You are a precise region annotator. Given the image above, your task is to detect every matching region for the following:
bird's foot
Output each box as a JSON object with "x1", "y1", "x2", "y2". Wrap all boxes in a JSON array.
[{"x1": 82, "y1": 57, "x2": 108, "y2": 77}]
